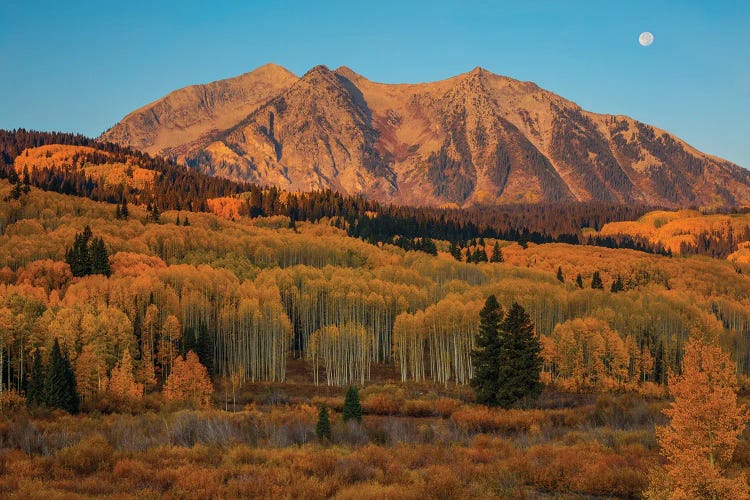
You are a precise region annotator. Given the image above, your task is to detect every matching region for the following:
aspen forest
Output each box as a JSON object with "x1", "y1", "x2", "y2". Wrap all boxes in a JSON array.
[{"x1": 1, "y1": 133, "x2": 750, "y2": 498}]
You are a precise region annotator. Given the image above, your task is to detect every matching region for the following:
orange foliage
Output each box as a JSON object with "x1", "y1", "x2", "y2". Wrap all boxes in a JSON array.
[
  {"x1": 163, "y1": 351, "x2": 214, "y2": 408},
  {"x1": 207, "y1": 197, "x2": 247, "y2": 220},
  {"x1": 108, "y1": 350, "x2": 144, "y2": 402},
  {"x1": 648, "y1": 335, "x2": 750, "y2": 499}
]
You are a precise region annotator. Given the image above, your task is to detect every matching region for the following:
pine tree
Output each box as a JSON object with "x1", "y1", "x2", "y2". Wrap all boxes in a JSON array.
[
  {"x1": 473, "y1": 247, "x2": 488, "y2": 263},
  {"x1": 176, "y1": 213, "x2": 181, "y2": 226},
  {"x1": 556, "y1": 266, "x2": 564, "y2": 283},
  {"x1": 89, "y1": 237, "x2": 110, "y2": 276},
  {"x1": 316, "y1": 404, "x2": 332, "y2": 441},
  {"x1": 196, "y1": 322, "x2": 214, "y2": 374},
  {"x1": 43, "y1": 338, "x2": 79, "y2": 413},
  {"x1": 471, "y1": 295, "x2": 503, "y2": 406},
  {"x1": 591, "y1": 271, "x2": 604, "y2": 290},
  {"x1": 449, "y1": 242, "x2": 463, "y2": 261},
  {"x1": 151, "y1": 203, "x2": 160, "y2": 223},
  {"x1": 120, "y1": 197, "x2": 129, "y2": 220},
  {"x1": 490, "y1": 242, "x2": 504, "y2": 263},
  {"x1": 610, "y1": 275, "x2": 624, "y2": 293},
  {"x1": 26, "y1": 350, "x2": 45, "y2": 406},
  {"x1": 22, "y1": 166, "x2": 30, "y2": 194},
  {"x1": 183, "y1": 216, "x2": 190, "y2": 226},
  {"x1": 496, "y1": 302, "x2": 543, "y2": 408},
  {"x1": 11, "y1": 179, "x2": 22, "y2": 199},
  {"x1": 575, "y1": 273, "x2": 584, "y2": 289},
  {"x1": 646, "y1": 335, "x2": 750, "y2": 499},
  {"x1": 342, "y1": 385, "x2": 362, "y2": 423}
]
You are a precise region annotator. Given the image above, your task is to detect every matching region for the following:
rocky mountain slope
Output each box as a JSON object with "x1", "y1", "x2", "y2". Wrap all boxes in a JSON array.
[{"x1": 102, "y1": 64, "x2": 750, "y2": 208}]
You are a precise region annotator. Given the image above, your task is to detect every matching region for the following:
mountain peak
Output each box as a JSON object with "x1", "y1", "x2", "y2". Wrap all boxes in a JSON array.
[{"x1": 103, "y1": 65, "x2": 750, "y2": 208}]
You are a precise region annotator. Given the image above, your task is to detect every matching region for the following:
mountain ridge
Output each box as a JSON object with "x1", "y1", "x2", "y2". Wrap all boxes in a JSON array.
[{"x1": 102, "y1": 64, "x2": 750, "y2": 208}]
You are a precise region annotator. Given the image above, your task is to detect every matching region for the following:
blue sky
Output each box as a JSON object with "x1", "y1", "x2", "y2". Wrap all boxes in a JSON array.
[{"x1": 1, "y1": 0, "x2": 747, "y2": 166}]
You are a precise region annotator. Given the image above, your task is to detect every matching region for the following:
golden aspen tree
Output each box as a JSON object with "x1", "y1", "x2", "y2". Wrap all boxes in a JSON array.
[
  {"x1": 163, "y1": 351, "x2": 214, "y2": 408},
  {"x1": 108, "y1": 349, "x2": 144, "y2": 401},
  {"x1": 75, "y1": 344, "x2": 108, "y2": 400},
  {"x1": 646, "y1": 335, "x2": 749, "y2": 499}
]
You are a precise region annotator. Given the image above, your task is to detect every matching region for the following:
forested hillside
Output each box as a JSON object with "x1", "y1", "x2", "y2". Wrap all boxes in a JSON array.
[{"x1": 3, "y1": 178, "x2": 750, "y2": 398}]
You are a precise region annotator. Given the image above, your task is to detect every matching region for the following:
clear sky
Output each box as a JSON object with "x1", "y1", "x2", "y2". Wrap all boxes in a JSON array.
[{"x1": 1, "y1": 0, "x2": 747, "y2": 166}]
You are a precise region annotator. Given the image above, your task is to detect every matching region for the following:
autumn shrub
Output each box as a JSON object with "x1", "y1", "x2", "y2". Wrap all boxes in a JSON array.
[
  {"x1": 401, "y1": 399, "x2": 435, "y2": 417},
  {"x1": 588, "y1": 393, "x2": 662, "y2": 429},
  {"x1": 167, "y1": 411, "x2": 238, "y2": 448},
  {"x1": 312, "y1": 395, "x2": 344, "y2": 412},
  {"x1": 55, "y1": 433, "x2": 113, "y2": 475},
  {"x1": 361, "y1": 392, "x2": 401, "y2": 415},
  {"x1": 0, "y1": 390, "x2": 26, "y2": 412},
  {"x1": 433, "y1": 397, "x2": 463, "y2": 417}
]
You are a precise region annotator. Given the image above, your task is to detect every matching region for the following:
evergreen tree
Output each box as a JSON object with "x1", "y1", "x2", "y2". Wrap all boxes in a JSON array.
[
  {"x1": 183, "y1": 216, "x2": 190, "y2": 226},
  {"x1": 496, "y1": 302, "x2": 544, "y2": 408},
  {"x1": 591, "y1": 271, "x2": 604, "y2": 290},
  {"x1": 66, "y1": 226, "x2": 93, "y2": 277},
  {"x1": 470, "y1": 295, "x2": 504, "y2": 406},
  {"x1": 176, "y1": 213, "x2": 181, "y2": 226},
  {"x1": 610, "y1": 275, "x2": 624, "y2": 293},
  {"x1": 575, "y1": 273, "x2": 584, "y2": 288},
  {"x1": 473, "y1": 247, "x2": 488, "y2": 263},
  {"x1": 26, "y1": 350, "x2": 45, "y2": 406},
  {"x1": 556, "y1": 266, "x2": 564, "y2": 283},
  {"x1": 120, "y1": 197, "x2": 129, "y2": 220},
  {"x1": 196, "y1": 322, "x2": 214, "y2": 374},
  {"x1": 342, "y1": 385, "x2": 362, "y2": 423},
  {"x1": 43, "y1": 338, "x2": 79, "y2": 413},
  {"x1": 89, "y1": 237, "x2": 110, "y2": 277},
  {"x1": 316, "y1": 404, "x2": 332, "y2": 441},
  {"x1": 490, "y1": 242, "x2": 504, "y2": 263},
  {"x1": 449, "y1": 242, "x2": 462, "y2": 261},
  {"x1": 22, "y1": 166, "x2": 30, "y2": 194},
  {"x1": 151, "y1": 203, "x2": 160, "y2": 223},
  {"x1": 11, "y1": 179, "x2": 22, "y2": 200}
]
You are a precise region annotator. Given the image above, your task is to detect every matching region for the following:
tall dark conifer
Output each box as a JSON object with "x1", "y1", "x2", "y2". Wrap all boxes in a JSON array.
[
  {"x1": 591, "y1": 271, "x2": 604, "y2": 290},
  {"x1": 343, "y1": 385, "x2": 362, "y2": 423},
  {"x1": 556, "y1": 266, "x2": 564, "y2": 283},
  {"x1": 496, "y1": 302, "x2": 543, "y2": 408},
  {"x1": 43, "y1": 338, "x2": 79, "y2": 413},
  {"x1": 490, "y1": 242, "x2": 504, "y2": 263},
  {"x1": 471, "y1": 295, "x2": 503, "y2": 406},
  {"x1": 27, "y1": 350, "x2": 45, "y2": 406},
  {"x1": 89, "y1": 237, "x2": 110, "y2": 276},
  {"x1": 316, "y1": 404, "x2": 332, "y2": 441}
]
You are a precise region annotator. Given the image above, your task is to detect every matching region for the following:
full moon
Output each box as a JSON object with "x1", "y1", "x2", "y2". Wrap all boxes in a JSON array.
[{"x1": 639, "y1": 32, "x2": 654, "y2": 46}]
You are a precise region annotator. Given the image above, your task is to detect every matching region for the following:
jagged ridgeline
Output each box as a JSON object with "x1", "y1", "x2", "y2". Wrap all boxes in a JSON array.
[
  {"x1": 3, "y1": 168, "x2": 750, "y2": 394},
  {"x1": 102, "y1": 64, "x2": 750, "y2": 208}
]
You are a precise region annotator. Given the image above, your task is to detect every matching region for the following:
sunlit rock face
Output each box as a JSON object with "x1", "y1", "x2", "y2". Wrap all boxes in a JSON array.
[{"x1": 103, "y1": 64, "x2": 750, "y2": 208}]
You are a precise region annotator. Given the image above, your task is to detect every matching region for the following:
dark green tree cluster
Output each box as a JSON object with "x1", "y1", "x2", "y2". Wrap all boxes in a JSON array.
[
  {"x1": 316, "y1": 404, "x2": 332, "y2": 441},
  {"x1": 65, "y1": 226, "x2": 111, "y2": 277},
  {"x1": 591, "y1": 271, "x2": 604, "y2": 290},
  {"x1": 115, "y1": 197, "x2": 129, "y2": 220},
  {"x1": 471, "y1": 296, "x2": 544, "y2": 408},
  {"x1": 29, "y1": 338, "x2": 79, "y2": 413},
  {"x1": 343, "y1": 385, "x2": 362, "y2": 423},
  {"x1": 610, "y1": 275, "x2": 624, "y2": 293},
  {"x1": 490, "y1": 242, "x2": 504, "y2": 263}
]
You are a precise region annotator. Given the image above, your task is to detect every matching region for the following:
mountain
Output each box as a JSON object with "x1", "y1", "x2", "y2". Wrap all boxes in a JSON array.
[{"x1": 102, "y1": 64, "x2": 750, "y2": 208}]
